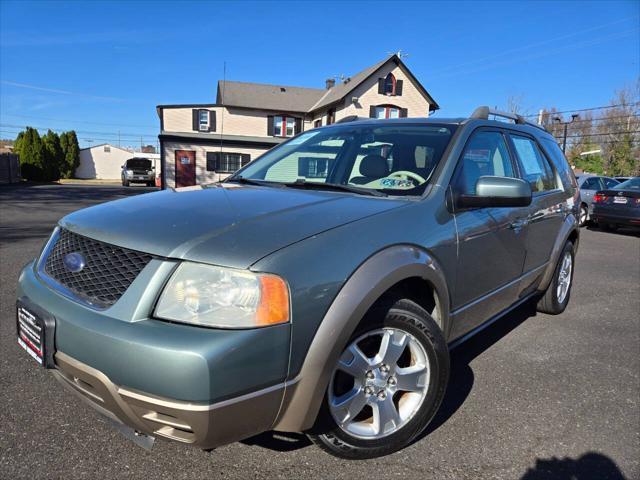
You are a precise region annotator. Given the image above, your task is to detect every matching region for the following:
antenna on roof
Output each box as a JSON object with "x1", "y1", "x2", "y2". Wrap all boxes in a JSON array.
[{"x1": 388, "y1": 50, "x2": 409, "y2": 59}]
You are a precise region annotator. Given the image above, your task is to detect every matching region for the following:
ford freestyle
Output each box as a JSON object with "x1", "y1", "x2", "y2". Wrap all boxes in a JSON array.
[{"x1": 17, "y1": 107, "x2": 580, "y2": 459}]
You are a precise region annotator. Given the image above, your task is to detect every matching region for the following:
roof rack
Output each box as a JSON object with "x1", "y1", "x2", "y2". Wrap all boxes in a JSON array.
[
  {"x1": 336, "y1": 115, "x2": 370, "y2": 124},
  {"x1": 470, "y1": 106, "x2": 547, "y2": 132}
]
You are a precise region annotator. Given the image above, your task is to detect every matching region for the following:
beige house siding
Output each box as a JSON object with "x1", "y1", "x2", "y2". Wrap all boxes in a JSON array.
[
  {"x1": 163, "y1": 107, "x2": 222, "y2": 133},
  {"x1": 338, "y1": 63, "x2": 431, "y2": 119},
  {"x1": 163, "y1": 106, "x2": 310, "y2": 137},
  {"x1": 163, "y1": 141, "x2": 269, "y2": 187}
]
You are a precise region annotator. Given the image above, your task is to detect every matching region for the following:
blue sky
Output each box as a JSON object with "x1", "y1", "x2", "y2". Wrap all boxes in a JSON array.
[{"x1": 1, "y1": 0, "x2": 638, "y2": 148}]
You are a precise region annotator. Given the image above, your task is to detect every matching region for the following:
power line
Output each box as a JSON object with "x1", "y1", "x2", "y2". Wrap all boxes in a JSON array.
[
  {"x1": 0, "y1": 113, "x2": 157, "y2": 129},
  {"x1": 553, "y1": 130, "x2": 640, "y2": 139},
  {"x1": 0, "y1": 123, "x2": 158, "y2": 140},
  {"x1": 526, "y1": 102, "x2": 640, "y2": 118}
]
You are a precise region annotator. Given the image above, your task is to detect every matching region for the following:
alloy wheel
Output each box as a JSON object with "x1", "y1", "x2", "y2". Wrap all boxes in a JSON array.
[
  {"x1": 328, "y1": 328, "x2": 430, "y2": 440},
  {"x1": 556, "y1": 251, "x2": 572, "y2": 304}
]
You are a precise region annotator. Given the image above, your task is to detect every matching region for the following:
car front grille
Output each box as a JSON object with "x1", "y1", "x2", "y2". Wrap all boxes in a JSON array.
[{"x1": 41, "y1": 228, "x2": 153, "y2": 308}]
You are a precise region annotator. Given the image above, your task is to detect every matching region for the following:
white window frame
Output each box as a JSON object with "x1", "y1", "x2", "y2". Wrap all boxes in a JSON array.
[
  {"x1": 198, "y1": 110, "x2": 209, "y2": 131},
  {"x1": 274, "y1": 115, "x2": 297, "y2": 137}
]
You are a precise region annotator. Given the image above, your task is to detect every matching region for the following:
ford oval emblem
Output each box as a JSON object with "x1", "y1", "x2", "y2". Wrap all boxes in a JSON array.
[{"x1": 63, "y1": 252, "x2": 86, "y2": 273}]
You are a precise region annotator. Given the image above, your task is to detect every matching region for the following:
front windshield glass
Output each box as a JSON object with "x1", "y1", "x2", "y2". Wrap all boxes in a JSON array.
[
  {"x1": 126, "y1": 158, "x2": 152, "y2": 170},
  {"x1": 614, "y1": 177, "x2": 640, "y2": 190},
  {"x1": 231, "y1": 124, "x2": 456, "y2": 196}
]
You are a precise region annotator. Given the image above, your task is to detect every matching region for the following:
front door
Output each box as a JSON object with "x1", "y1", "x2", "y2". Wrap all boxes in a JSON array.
[
  {"x1": 175, "y1": 150, "x2": 196, "y2": 188},
  {"x1": 450, "y1": 129, "x2": 529, "y2": 338}
]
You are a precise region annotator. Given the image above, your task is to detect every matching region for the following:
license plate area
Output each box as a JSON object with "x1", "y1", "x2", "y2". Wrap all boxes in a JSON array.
[
  {"x1": 613, "y1": 196, "x2": 627, "y2": 204},
  {"x1": 16, "y1": 299, "x2": 56, "y2": 368}
]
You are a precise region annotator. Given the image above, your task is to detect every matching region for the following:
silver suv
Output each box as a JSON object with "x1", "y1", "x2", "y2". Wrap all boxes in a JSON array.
[{"x1": 17, "y1": 107, "x2": 579, "y2": 460}]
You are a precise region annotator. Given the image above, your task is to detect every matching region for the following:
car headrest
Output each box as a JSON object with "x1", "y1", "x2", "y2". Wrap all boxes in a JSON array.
[{"x1": 360, "y1": 155, "x2": 388, "y2": 178}]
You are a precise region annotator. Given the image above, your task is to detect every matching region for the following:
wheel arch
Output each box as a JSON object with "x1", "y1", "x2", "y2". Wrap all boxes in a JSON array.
[
  {"x1": 273, "y1": 244, "x2": 450, "y2": 433},
  {"x1": 538, "y1": 216, "x2": 580, "y2": 292}
]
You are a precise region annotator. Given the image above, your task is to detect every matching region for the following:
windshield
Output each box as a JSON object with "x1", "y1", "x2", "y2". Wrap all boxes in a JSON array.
[
  {"x1": 126, "y1": 158, "x2": 152, "y2": 170},
  {"x1": 614, "y1": 177, "x2": 640, "y2": 190},
  {"x1": 231, "y1": 123, "x2": 456, "y2": 196}
]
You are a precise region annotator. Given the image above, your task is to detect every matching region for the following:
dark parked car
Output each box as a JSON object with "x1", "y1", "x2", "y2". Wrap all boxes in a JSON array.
[
  {"x1": 591, "y1": 177, "x2": 640, "y2": 230},
  {"x1": 121, "y1": 157, "x2": 155, "y2": 187},
  {"x1": 575, "y1": 174, "x2": 620, "y2": 226},
  {"x1": 17, "y1": 107, "x2": 580, "y2": 459}
]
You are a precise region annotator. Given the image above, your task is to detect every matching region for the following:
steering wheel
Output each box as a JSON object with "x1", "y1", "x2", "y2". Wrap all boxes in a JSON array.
[{"x1": 387, "y1": 171, "x2": 427, "y2": 184}]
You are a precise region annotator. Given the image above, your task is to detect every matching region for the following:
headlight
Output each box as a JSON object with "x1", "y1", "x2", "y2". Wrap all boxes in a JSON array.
[
  {"x1": 126, "y1": 170, "x2": 133, "y2": 177},
  {"x1": 155, "y1": 263, "x2": 289, "y2": 328}
]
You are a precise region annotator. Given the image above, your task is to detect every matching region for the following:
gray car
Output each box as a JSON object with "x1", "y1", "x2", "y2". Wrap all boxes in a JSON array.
[
  {"x1": 16, "y1": 107, "x2": 579, "y2": 459},
  {"x1": 575, "y1": 174, "x2": 619, "y2": 226}
]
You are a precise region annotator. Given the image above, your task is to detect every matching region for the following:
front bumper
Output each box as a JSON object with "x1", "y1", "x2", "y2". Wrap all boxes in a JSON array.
[
  {"x1": 17, "y1": 259, "x2": 292, "y2": 448},
  {"x1": 53, "y1": 351, "x2": 287, "y2": 448}
]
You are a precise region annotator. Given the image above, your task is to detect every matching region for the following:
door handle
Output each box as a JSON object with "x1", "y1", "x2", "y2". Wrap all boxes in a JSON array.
[{"x1": 508, "y1": 218, "x2": 529, "y2": 231}]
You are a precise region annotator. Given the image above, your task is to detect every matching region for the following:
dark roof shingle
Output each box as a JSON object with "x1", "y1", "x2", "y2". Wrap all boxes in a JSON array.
[{"x1": 217, "y1": 81, "x2": 325, "y2": 112}]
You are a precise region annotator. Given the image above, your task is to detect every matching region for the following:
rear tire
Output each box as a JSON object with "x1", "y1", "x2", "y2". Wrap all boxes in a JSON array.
[
  {"x1": 308, "y1": 298, "x2": 449, "y2": 459},
  {"x1": 578, "y1": 204, "x2": 588, "y2": 227},
  {"x1": 537, "y1": 241, "x2": 575, "y2": 315}
]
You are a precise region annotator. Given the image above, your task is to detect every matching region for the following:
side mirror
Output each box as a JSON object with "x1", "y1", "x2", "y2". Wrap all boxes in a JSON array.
[{"x1": 457, "y1": 176, "x2": 532, "y2": 209}]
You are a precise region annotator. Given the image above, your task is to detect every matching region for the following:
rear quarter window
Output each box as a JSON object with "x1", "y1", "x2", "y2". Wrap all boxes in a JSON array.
[{"x1": 540, "y1": 137, "x2": 576, "y2": 191}]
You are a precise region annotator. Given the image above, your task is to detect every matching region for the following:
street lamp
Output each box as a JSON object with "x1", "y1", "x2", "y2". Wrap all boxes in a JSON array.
[{"x1": 554, "y1": 114, "x2": 579, "y2": 154}]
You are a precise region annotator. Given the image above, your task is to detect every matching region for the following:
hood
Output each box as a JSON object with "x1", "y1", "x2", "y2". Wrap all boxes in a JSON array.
[{"x1": 60, "y1": 184, "x2": 407, "y2": 269}]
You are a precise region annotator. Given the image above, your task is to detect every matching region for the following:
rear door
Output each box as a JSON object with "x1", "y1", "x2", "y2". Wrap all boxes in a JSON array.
[
  {"x1": 450, "y1": 129, "x2": 529, "y2": 337},
  {"x1": 175, "y1": 150, "x2": 196, "y2": 188},
  {"x1": 508, "y1": 133, "x2": 566, "y2": 288}
]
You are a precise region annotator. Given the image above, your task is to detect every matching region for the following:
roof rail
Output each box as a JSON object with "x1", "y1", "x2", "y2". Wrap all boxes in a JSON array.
[
  {"x1": 336, "y1": 115, "x2": 369, "y2": 124},
  {"x1": 470, "y1": 106, "x2": 547, "y2": 132}
]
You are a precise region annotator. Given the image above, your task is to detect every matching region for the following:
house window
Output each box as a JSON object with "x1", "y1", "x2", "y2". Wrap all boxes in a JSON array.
[
  {"x1": 327, "y1": 108, "x2": 336, "y2": 125},
  {"x1": 104, "y1": 145, "x2": 110, "y2": 153},
  {"x1": 274, "y1": 116, "x2": 296, "y2": 137},
  {"x1": 199, "y1": 110, "x2": 209, "y2": 131},
  {"x1": 375, "y1": 106, "x2": 400, "y2": 119},
  {"x1": 206, "y1": 152, "x2": 251, "y2": 173},
  {"x1": 314, "y1": 119, "x2": 322, "y2": 128},
  {"x1": 383, "y1": 73, "x2": 396, "y2": 95}
]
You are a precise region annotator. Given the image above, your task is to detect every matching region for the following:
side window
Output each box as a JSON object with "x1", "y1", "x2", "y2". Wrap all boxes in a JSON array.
[
  {"x1": 603, "y1": 177, "x2": 619, "y2": 189},
  {"x1": 510, "y1": 135, "x2": 557, "y2": 193},
  {"x1": 582, "y1": 177, "x2": 602, "y2": 190},
  {"x1": 454, "y1": 130, "x2": 515, "y2": 195}
]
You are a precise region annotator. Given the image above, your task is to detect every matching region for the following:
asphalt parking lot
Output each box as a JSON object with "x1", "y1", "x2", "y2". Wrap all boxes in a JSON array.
[{"x1": 1, "y1": 184, "x2": 638, "y2": 480}]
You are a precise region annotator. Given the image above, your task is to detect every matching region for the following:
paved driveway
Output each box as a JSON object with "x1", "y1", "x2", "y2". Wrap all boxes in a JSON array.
[{"x1": 1, "y1": 184, "x2": 638, "y2": 479}]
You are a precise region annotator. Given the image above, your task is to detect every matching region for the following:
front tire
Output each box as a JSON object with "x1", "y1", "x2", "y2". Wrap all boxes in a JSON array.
[
  {"x1": 537, "y1": 241, "x2": 575, "y2": 314},
  {"x1": 308, "y1": 298, "x2": 449, "y2": 459}
]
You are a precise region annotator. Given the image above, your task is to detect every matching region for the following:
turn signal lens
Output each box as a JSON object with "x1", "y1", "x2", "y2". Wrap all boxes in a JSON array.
[{"x1": 257, "y1": 275, "x2": 290, "y2": 326}]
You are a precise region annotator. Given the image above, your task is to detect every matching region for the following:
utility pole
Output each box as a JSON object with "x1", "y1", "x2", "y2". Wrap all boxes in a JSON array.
[
  {"x1": 537, "y1": 109, "x2": 544, "y2": 125},
  {"x1": 554, "y1": 114, "x2": 579, "y2": 154}
]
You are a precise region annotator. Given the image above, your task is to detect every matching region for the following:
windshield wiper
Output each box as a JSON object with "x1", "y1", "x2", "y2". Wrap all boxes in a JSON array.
[
  {"x1": 224, "y1": 176, "x2": 282, "y2": 187},
  {"x1": 283, "y1": 179, "x2": 388, "y2": 197}
]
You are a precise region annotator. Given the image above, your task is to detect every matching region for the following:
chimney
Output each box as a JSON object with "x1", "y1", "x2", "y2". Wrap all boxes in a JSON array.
[{"x1": 325, "y1": 78, "x2": 335, "y2": 90}]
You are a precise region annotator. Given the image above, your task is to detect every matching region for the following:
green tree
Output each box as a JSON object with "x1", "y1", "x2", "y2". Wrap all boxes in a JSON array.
[
  {"x1": 15, "y1": 127, "x2": 46, "y2": 181},
  {"x1": 42, "y1": 129, "x2": 62, "y2": 180},
  {"x1": 59, "y1": 130, "x2": 80, "y2": 178}
]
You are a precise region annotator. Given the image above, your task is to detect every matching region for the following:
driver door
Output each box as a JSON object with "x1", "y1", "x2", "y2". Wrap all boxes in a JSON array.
[{"x1": 450, "y1": 129, "x2": 529, "y2": 338}]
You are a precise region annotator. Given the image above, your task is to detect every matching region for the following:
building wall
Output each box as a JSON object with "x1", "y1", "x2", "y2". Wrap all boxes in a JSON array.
[
  {"x1": 77, "y1": 146, "x2": 161, "y2": 179},
  {"x1": 337, "y1": 63, "x2": 431, "y2": 120},
  {"x1": 162, "y1": 106, "x2": 308, "y2": 137},
  {"x1": 76, "y1": 145, "x2": 132, "y2": 179},
  {"x1": 163, "y1": 141, "x2": 270, "y2": 188}
]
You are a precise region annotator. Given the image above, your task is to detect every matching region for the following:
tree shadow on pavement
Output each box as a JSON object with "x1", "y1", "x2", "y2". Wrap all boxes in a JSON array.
[{"x1": 520, "y1": 452, "x2": 627, "y2": 480}]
